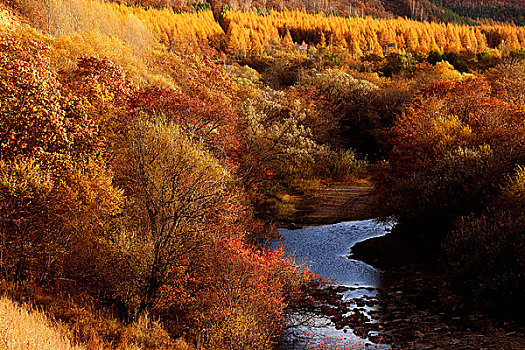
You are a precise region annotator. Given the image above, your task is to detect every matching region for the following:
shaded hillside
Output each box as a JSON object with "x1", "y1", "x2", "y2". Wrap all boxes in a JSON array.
[
  {"x1": 117, "y1": 0, "x2": 395, "y2": 17},
  {"x1": 93, "y1": 0, "x2": 525, "y2": 25},
  {"x1": 441, "y1": 0, "x2": 525, "y2": 25},
  {"x1": 443, "y1": 0, "x2": 525, "y2": 7}
]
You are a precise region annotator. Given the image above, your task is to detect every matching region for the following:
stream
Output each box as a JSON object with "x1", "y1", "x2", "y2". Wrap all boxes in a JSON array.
[{"x1": 278, "y1": 220, "x2": 394, "y2": 350}]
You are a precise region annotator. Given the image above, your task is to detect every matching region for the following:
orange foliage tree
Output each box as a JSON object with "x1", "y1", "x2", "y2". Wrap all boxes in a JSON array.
[
  {"x1": 0, "y1": 3, "x2": 317, "y2": 348},
  {"x1": 221, "y1": 9, "x2": 525, "y2": 57},
  {"x1": 376, "y1": 76, "x2": 525, "y2": 241},
  {"x1": 0, "y1": 32, "x2": 123, "y2": 284}
]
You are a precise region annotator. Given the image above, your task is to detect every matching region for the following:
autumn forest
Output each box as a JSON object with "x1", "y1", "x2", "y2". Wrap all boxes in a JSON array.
[{"x1": 0, "y1": 0, "x2": 524, "y2": 349}]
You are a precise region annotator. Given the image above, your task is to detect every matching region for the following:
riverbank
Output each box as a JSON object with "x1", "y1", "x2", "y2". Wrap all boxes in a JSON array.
[
  {"x1": 281, "y1": 180, "x2": 375, "y2": 227},
  {"x1": 351, "y1": 231, "x2": 525, "y2": 349},
  {"x1": 373, "y1": 265, "x2": 525, "y2": 350},
  {"x1": 351, "y1": 232, "x2": 525, "y2": 349}
]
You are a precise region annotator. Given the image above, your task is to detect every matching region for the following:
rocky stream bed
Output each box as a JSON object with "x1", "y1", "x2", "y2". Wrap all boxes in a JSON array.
[
  {"x1": 279, "y1": 221, "x2": 525, "y2": 349},
  {"x1": 278, "y1": 183, "x2": 524, "y2": 350}
]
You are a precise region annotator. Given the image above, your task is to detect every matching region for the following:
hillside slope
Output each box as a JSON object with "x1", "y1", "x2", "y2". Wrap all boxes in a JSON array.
[
  {"x1": 115, "y1": 0, "x2": 525, "y2": 24},
  {"x1": 440, "y1": 0, "x2": 525, "y2": 25}
]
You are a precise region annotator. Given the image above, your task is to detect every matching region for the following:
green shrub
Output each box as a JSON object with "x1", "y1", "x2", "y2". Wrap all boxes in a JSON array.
[
  {"x1": 226, "y1": 64, "x2": 261, "y2": 85},
  {"x1": 241, "y1": 86, "x2": 332, "y2": 183},
  {"x1": 382, "y1": 53, "x2": 418, "y2": 77}
]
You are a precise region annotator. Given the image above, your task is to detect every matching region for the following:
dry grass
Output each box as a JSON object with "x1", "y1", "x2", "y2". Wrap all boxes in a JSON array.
[
  {"x1": 0, "y1": 4, "x2": 20, "y2": 31},
  {"x1": 0, "y1": 279, "x2": 191, "y2": 350},
  {"x1": 0, "y1": 296, "x2": 83, "y2": 350}
]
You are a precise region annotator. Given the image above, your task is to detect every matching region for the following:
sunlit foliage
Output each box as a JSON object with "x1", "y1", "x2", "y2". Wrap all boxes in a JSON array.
[
  {"x1": 376, "y1": 77, "x2": 525, "y2": 238},
  {"x1": 223, "y1": 9, "x2": 493, "y2": 57},
  {"x1": 3, "y1": 0, "x2": 525, "y2": 346},
  {"x1": 0, "y1": 32, "x2": 123, "y2": 284},
  {"x1": 0, "y1": 6, "x2": 313, "y2": 349},
  {"x1": 19, "y1": 0, "x2": 223, "y2": 52}
]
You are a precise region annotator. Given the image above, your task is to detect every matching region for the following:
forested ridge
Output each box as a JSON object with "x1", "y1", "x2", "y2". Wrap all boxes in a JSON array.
[
  {"x1": 94, "y1": 0, "x2": 525, "y2": 24},
  {"x1": 0, "y1": 0, "x2": 524, "y2": 349}
]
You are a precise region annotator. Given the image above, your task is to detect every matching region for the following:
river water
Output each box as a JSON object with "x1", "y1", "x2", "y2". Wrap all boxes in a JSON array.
[{"x1": 278, "y1": 220, "x2": 393, "y2": 350}]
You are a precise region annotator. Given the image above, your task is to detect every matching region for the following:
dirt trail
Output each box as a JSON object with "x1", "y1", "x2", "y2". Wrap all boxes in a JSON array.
[{"x1": 292, "y1": 181, "x2": 375, "y2": 225}]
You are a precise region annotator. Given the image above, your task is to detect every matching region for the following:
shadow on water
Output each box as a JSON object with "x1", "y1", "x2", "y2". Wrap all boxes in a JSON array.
[{"x1": 277, "y1": 220, "x2": 394, "y2": 350}]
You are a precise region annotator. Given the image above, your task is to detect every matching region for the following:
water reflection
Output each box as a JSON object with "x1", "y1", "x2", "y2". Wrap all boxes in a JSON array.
[{"x1": 278, "y1": 220, "x2": 393, "y2": 350}]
